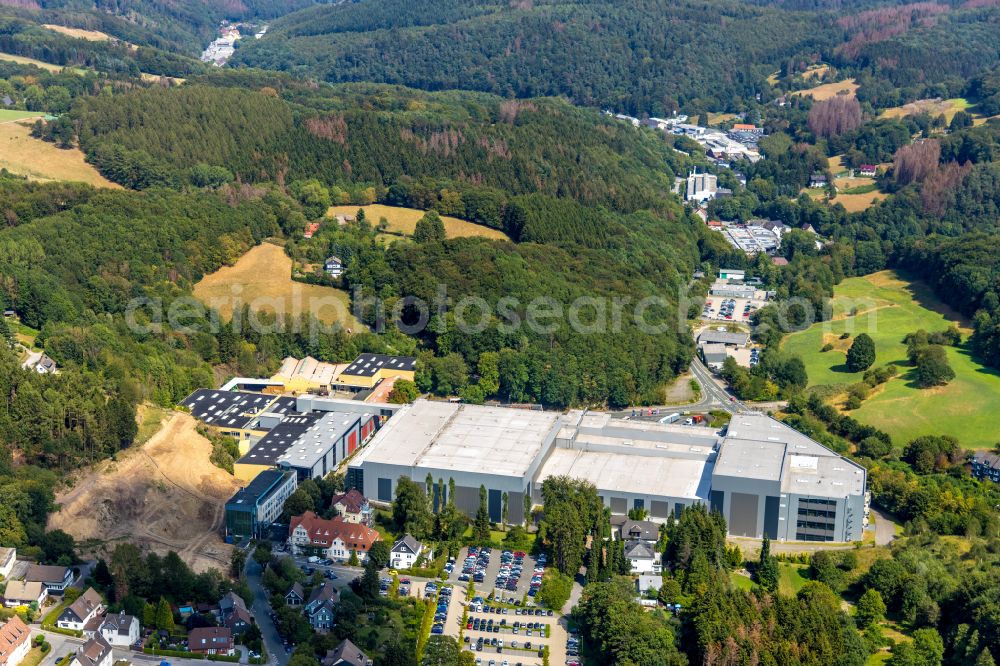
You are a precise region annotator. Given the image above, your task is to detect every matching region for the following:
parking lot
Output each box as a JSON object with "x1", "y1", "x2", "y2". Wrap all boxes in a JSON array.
[
  {"x1": 701, "y1": 296, "x2": 762, "y2": 322},
  {"x1": 430, "y1": 546, "x2": 572, "y2": 666}
]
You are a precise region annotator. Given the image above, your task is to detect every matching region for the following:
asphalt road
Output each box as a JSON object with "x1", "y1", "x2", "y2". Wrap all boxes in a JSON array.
[{"x1": 246, "y1": 556, "x2": 290, "y2": 666}]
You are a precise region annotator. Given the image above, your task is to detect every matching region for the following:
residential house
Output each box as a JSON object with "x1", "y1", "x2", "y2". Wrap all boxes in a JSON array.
[
  {"x1": 288, "y1": 512, "x2": 381, "y2": 562},
  {"x1": 809, "y1": 173, "x2": 827, "y2": 188},
  {"x1": 57, "y1": 588, "x2": 104, "y2": 632},
  {"x1": 859, "y1": 164, "x2": 877, "y2": 177},
  {"x1": 218, "y1": 593, "x2": 252, "y2": 634},
  {"x1": 187, "y1": 627, "x2": 234, "y2": 656},
  {"x1": 99, "y1": 612, "x2": 140, "y2": 647},
  {"x1": 330, "y1": 489, "x2": 372, "y2": 526},
  {"x1": 0, "y1": 616, "x2": 30, "y2": 666},
  {"x1": 24, "y1": 564, "x2": 73, "y2": 592},
  {"x1": 305, "y1": 583, "x2": 339, "y2": 632},
  {"x1": 2, "y1": 581, "x2": 46, "y2": 608},
  {"x1": 971, "y1": 451, "x2": 1000, "y2": 483},
  {"x1": 70, "y1": 635, "x2": 113, "y2": 666},
  {"x1": 624, "y1": 540, "x2": 660, "y2": 574},
  {"x1": 324, "y1": 256, "x2": 344, "y2": 278},
  {"x1": 771, "y1": 256, "x2": 789, "y2": 266},
  {"x1": 322, "y1": 639, "x2": 372, "y2": 666},
  {"x1": 20, "y1": 352, "x2": 56, "y2": 374},
  {"x1": 614, "y1": 519, "x2": 660, "y2": 543},
  {"x1": 0, "y1": 548, "x2": 14, "y2": 579},
  {"x1": 303, "y1": 222, "x2": 320, "y2": 239},
  {"x1": 390, "y1": 535, "x2": 427, "y2": 570},
  {"x1": 284, "y1": 582, "x2": 305, "y2": 607}
]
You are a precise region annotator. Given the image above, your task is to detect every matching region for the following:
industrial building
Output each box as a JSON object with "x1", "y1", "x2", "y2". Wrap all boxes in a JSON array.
[
  {"x1": 347, "y1": 401, "x2": 868, "y2": 543},
  {"x1": 333, "y1": 354, "x2": 416, "y2": 391},
  {"x1": 225, "y1": 469, "x2": 298, "y2": 540},
  {"x1": 182, "y1": 388, "x2": 399, "y2": 483}
]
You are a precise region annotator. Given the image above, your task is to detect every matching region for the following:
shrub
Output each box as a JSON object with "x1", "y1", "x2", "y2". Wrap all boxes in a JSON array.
[
  {"x1": 821, "y1": 343, "x2": 834, "y2": 352},
  {"x1": 537, "y1": 570, "x2": 573, "y2": 610}
]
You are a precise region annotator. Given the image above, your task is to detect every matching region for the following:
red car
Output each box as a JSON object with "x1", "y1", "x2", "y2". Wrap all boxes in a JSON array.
[
  {"x1": 467, "y1": 621, "x2": 473, "y2": 629},
  {"x1": 514, "y1": 551, "x2": 526, "y2": 558}
]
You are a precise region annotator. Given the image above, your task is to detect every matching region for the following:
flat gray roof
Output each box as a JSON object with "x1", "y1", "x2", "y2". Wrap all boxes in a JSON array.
[
  {"x1": 537, "y1": 448, "x2": 712, "y2": 501},
  {"x1": 349, "y1": 400, "x2": 561, "y2": 478},
  {"x1": 717, "y1": 414, "x2": 866, "y2": 497}
]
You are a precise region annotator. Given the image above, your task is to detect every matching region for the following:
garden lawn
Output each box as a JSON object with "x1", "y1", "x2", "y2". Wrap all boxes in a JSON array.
[{"x1": 782, "y1": 271, "x2": 1000, "y2": 448}]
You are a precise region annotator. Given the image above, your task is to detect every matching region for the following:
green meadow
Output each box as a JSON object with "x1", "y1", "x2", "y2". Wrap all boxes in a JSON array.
[{"x1": 781, "y1": 271, "x2": 1000, "y2": 449}]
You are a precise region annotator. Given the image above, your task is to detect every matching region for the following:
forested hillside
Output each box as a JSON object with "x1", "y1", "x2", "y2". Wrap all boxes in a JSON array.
[
  {"x1": 0, "y1": 0, "x2": 322, "y2": 55},
  {"x1": 69, "y1": 79, "x2": 687, "y2": 221},
  {"x1": 231, "y1": 0, "x2": 832, "y2": 115}
]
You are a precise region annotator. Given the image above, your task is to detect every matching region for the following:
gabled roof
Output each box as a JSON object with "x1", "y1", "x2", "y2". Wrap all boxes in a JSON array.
[
  {"x1": 307, "y1": 582, "x2": 339, "y2": 610},
  {"x1": 219, "y1": 592, "x2": 247, "y2": 614},
  {"x1": 289, "y1": 512, "x2": 380, "y2": 552},
  {"x1": 188, "y1": 627, "x2": 233, "y2": 650},
  {"x1": 61, "y1": 588, "x2": 103, "y2": 622},
  {"x1": 73, "y1": 635, "x2": 112, "y2": 666},
  {"x1": 100, "y1": 612, "x2": 138, "y2": 636},
  {"x1": 0, "y1": 616, "x2": 30, "y2": 663},
  {"x1": 3, "y1": 580, "x2": 44, "y2": 602},
  {"x1": 391, "y1": 534, "x2": 422, "y2": 555},
  {"x1": 621, "y1": 520, "x2": 659, "y2": 542},
  {"x1": 330, "y1": 489, "x2": 367, "y2": 515},
  {"x1": 25, "y1": 563, "x2": 70, "y2": 584},
  {"x1": 973, "y1": 451, "x2": 1000, "y2": 471},
  {"x1": 624, "y1": 540, "x2": 657, "y2": 560},
  {"x1": 285, "y1": 582, "x2": 305, "y2": 601},
  {"x1": 324, "y1": 639, "x2": 371, "y2": 666},
  {"x1": 224, "y1": 606, "x2": 253, "y2": 629}
]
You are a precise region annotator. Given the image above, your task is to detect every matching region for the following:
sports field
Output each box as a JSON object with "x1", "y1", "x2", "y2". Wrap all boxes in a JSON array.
[
  {"x1": 193, "y1": 241, "x2": 362, "y2": 330},
  {"x1": 782, "y1": 271, "x2": 1000, "y2": 448},
  {"x1": 0, "y1": 121, "x2": 120, "y2": 186},
  {"x1": 328, "y1": 204, "x2": 510, "y2": 241}
]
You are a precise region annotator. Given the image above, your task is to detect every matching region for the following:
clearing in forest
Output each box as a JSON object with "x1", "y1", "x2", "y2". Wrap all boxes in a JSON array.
[
  {"x1": 193, "y1": 241, "x2": 362, "y2": 330},
  {"x1": 792, "y1": 79, "x2": 859, "y2": 100},
  {"x1": 327, "y1": 204, "x2": 510, "y2": 241},
  {"x1": 0, "y1": 121, "x2": 120, "y2": 187},
  {"x1": 42, "y1": 24, "x2": 112, "y2": 41}
]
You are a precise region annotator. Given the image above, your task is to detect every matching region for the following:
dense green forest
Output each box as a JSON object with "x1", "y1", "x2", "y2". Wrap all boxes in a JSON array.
[
  {"x1": 0, "y1": 0, "x2": 322, "y2": 56},
  {"x1": 231, "y1": 0, "x2": 832, "y2": 115},
  {"x1": 230, "y1": 0, "x2": 1000, "y2": 115}
]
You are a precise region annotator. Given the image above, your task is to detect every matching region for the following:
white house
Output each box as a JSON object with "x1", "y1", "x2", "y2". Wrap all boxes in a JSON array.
[
  {"x1": 625, "y1": 541, "x2": 661, "y2": 575},
  {"x1": 2, "y1": 581, "x2": 46, "y2": 608},
  {"x1": 57, "y1": 588, "x2": 104, "y2": 632},
  {"x1": 24, "y1": 564, "x2": 73, "y2": 592},
  {"x1": 0, "y1": 616, "x2": 31, "y2": 666},
  {"x1": 70, "y1": 635, "x2": 113, "y2": 666},
  {"x1": 0, "y1": 547, "x2": 15, "y2": 579},
  {"x1": 99, "y1": 612, "x2": 140, "y2": 647},
  {"x1": 390, "y1": 535, "x2": 428, "y2": 570},
  {"x1": 324, "y1": 256, "x2": 344, "y2": 278}
]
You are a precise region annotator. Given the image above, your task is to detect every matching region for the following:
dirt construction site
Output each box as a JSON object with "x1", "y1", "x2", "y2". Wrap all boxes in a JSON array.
[{"x1": 48, "y1": 411, "x2": 241, "y2": 572}]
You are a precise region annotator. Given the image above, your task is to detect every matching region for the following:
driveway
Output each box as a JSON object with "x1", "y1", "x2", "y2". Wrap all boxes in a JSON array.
[{"x1": 870, "y1": 507, "x2": 899, "y2": 546}]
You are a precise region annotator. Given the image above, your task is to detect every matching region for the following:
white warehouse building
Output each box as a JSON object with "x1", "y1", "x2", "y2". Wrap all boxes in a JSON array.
[{"x1": 347, "y1": 400, "x2": 868, "y2": 542}]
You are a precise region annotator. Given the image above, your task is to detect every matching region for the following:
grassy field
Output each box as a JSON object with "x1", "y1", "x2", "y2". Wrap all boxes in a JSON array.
[
  {"x1": 42, "y1": 24, "x2": 112, "y2": 41},
  {"x1": 0, "y1": 121, "x2": 120, "y2": 187},
  {"x1": 193, "y1": 242, "x2": 362, "y2": 330},
  {"x1": 328, "y1": 204, "x2": 510, "y2": 241},
  {"x1": 806, "y1": 185, "x2": 888, "y2": 212},
  {"x1": 0, "y1": 109, "x2": 45, "y2": 122},
  {"x1": 707, "y1": 112, "x2": 739, "y2": 126},
  {"x1": 777, "y1": 563, "x2": 809, "y2": 596},
  {"x1": 792, "y1": 78, "x2": 858, "y2": 100},
  {"x1": 782, "y1": 270, "x2": 1000, "y2": 448},
  {"x1": 880, "y1": 97, "x2": 974, "y2": 123},
  {"x1": 0, "y1": 52, "x2": 84, "y2": 73}
]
